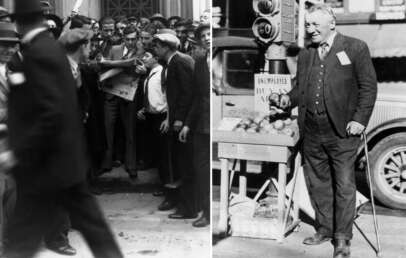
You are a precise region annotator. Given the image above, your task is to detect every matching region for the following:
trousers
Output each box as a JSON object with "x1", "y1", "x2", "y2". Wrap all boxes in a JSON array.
[
  {"x1": 302, "y1": 111, "x2": 360, "y2": 240},
  {"x1": 3, "y1": 183, "x2": 123, "y2": 258}
]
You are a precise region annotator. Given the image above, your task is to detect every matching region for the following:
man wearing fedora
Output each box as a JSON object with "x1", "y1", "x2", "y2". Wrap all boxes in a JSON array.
[
  {"x1": 0, "y1": 21, "x2": 19, "y2": 253},
  {"x1": 153, "y1": 30, "x2": 197, "y2": 219},
  {"x1": 0, "y1": 1, "x2": 123, "y2": 257}
]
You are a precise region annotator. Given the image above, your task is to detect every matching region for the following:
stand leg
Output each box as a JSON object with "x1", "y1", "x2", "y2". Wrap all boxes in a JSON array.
[
  {"x1": 218, "y1": 158, "x2": 229, "y2": 235},
  {"x1": 239, "y1": 160, "x2": 247, "y2": 197},
  {"x1": 277, "y1": 163, "x2": 287, "y2": 242}
]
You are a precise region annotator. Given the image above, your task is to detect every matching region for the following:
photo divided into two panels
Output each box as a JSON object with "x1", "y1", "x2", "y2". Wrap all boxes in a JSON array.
[
  {"x1": 212, "y1": 0, "x2": 406, "y2": 258},
  {"x1": 0, "y1": 0, "x2": 212, "y2": 257}
]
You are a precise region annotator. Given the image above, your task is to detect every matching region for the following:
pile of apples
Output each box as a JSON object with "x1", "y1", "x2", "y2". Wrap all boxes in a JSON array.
[{"x1": 234, "y1": 114, "x2": 297, "y2": 137}]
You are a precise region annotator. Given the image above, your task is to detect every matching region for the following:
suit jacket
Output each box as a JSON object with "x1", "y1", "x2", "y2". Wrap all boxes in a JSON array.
[
  {"x1": 185, "y1": 55, "x2": 210, "y2": 134},
  {"x1": 165, "y1": 52, "x2": 195, "y2": 127},
  {"x1": 7, "y1": 31, "x2": 87, "y2": 193},
  {"x1": 289, "y1": 33, "x2": 377, "y2": 138}
]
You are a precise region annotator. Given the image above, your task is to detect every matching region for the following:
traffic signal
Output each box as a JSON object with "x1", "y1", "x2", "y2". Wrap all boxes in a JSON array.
[{"x1": 252, "y1": 0, "x2": 296, "y2": 44}]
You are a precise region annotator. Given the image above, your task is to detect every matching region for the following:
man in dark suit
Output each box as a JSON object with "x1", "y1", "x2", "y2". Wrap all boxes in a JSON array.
[
  {"x1": 278, "y1": 4, "x2": 377, "y2": 258},
  {"x1": 0, "y1": 1, "x2": 123, "y2": 257},
  {"x1": 153, "y1": 30, "x2": 197, "y2": 219},
  {"x1": 179, "y1": 23, "x2": 210, "y2": 227}
]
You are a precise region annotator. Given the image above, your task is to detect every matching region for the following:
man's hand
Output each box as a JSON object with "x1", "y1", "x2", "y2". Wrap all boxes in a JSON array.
[
  {"x1": 346, "y1": 121, "x2": 365, "y2": 136},
  {"x1": 269, "y1": 93, "x2": 280, "y2": 107},
  {"x1": 173, "y1": 120, "x2": 183, "y2": 132},
  {"x1": 279, "y1": 94, "x2": 291, "y2": 110},
  {"x1": 137, "y1": 108, "x2": 146, "y2": 120},
  {"x1": 160, "y1": 119, "x2": 169, "y2": 134},
  {"x1": 0, "y1": 151, "x2": 16, "y2": 172},
  {"x1": 178, "y1": 126, "x2": 190, "y2": 143},
  {"x1": 135, "y1": 63, "x2": 147, "y2": 75}
]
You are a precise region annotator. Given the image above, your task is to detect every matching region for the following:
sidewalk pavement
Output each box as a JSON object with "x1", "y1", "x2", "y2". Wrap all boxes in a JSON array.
[{"x1": 34, "y1": 167, "x2": 211, "y2": 258}]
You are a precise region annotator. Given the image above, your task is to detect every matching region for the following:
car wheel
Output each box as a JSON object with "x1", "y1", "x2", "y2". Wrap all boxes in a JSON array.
[{"x1": 369, "y1": 132, "x2": 406, "y2": 209}]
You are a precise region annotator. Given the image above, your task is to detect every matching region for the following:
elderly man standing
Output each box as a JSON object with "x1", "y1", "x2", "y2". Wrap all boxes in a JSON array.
[
  {"x1": 1, "y1": 1, "x2": 123, "y2": 257},
  {"x1": 277, "y1": 4, "x2": 377, "y2": 258}
]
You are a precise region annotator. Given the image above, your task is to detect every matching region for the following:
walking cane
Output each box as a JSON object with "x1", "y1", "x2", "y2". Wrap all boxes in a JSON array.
[{"x1": 356, "y1": 131, "x2": 382, "y2": 258}]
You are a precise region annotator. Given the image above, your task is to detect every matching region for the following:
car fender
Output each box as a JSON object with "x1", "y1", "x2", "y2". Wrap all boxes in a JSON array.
[{"x1": 357, "y1": 118, "x2": 406, "y2": 156}]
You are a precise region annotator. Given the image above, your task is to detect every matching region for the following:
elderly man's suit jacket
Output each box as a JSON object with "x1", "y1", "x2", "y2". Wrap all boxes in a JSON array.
[
  {"x1": 7, "y1": 31, "x2": 87, "y2": 193},
  {"x1": 165, "y1": 52, "x2": 195, "y2": 127},
  {"x1": 289, "y1": 33, "x2": 377, "y2": 138}
]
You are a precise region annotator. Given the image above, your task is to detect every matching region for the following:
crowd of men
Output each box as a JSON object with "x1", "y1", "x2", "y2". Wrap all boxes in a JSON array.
[{"x1": 0, "y1": 0, "x2": 210, "y2": 257}]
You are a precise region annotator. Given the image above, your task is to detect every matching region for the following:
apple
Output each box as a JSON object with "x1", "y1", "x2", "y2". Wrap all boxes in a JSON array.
[
  {"x1": 274, "y1": 120, "x2": 284, "y2": 130},
  {"x1": 282, "y1": 128, "x2": 294, "y2": 137},
  {"x1": 284, "y1": 118, "x2": 292, "y2": 126}
]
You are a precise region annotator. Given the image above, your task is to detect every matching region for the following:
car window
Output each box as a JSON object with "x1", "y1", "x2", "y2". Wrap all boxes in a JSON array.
[{"x1": 222, "y1": 49, "x2": 260, "y2": 94}]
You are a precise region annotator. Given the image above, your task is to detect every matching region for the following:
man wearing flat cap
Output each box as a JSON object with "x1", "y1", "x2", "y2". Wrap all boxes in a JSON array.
[
  {"x1": 153, "y1": 30, "x2": 196, "y2": 219},
  {"x1": 1, "y1": 0, "x2": 123, "y2": 257}
]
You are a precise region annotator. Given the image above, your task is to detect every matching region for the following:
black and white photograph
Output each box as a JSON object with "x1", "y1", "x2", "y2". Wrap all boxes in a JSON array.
[
  {"x1": 212, "y1": 0, "x2": 406, "y2": 258},
  {"x1": 0, "y1": 0, "x2": 211, "y2": 257}
]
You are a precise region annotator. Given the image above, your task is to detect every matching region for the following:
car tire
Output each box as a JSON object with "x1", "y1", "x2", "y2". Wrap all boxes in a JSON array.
[{"x1": 369, "y1": 132, "x2": 406, "y2": 209}]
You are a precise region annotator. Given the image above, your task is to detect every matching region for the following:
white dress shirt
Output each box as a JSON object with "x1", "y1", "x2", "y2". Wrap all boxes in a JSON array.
[{"x1": 144, "y1": 65, "x2": 167, "y2": 114}]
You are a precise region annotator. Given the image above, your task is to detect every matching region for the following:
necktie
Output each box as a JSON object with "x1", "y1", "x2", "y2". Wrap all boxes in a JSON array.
[
  {"x1": 319, "y1": 43, "x2": 329, "y2": 61},
  {"x1": 161, "y1": 65, "x2": 167, "y2": 93}
]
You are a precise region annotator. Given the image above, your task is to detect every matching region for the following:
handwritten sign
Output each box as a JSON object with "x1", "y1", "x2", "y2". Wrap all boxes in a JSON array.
[{"x1": 254, "y1": 73, "x2": 291, "y2": 114}]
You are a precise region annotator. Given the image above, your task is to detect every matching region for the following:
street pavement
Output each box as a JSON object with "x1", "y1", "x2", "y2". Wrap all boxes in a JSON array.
[
  {"x1": 34, "y1": 167, "x2": 211, "y2": 258},
  {"x1": 212, "y1": 186, "x2": 406, "y2": 258}
]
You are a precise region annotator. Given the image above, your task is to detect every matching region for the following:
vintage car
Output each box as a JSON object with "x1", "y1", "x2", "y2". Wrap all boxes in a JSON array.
[{"x1": 212, "y1": 36, "x2": 406, "y2": 210}]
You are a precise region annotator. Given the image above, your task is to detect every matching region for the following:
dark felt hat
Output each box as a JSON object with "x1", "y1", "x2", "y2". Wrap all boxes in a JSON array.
[
  {"x1": 149, "y1": 13, "x2": 168, "y2": 26},
  {"x1": 0, "y1": 22, "x2": 19, "y2": 42},
  {"x1": 9, "y1": 0, "x2": 44, "y2": 19}
]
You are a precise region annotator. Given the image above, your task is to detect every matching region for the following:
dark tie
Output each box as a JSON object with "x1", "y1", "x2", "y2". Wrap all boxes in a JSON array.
[
  {"x1": 319, "y1": 43, "x2": 329, "y2": 61},
  {"x1": 161, "y1": 65, "x2": 167, "y2": 93}
]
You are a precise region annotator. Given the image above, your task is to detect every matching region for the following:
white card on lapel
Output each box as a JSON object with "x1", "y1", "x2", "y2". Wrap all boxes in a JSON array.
[{"x1": 336, "y1": 51, "x2": 351, "y2": 65}]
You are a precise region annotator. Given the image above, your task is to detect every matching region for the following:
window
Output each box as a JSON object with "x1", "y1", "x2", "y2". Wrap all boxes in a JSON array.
[{"x1": 102, "y1": 0, "x2": 160, "y2": 18}]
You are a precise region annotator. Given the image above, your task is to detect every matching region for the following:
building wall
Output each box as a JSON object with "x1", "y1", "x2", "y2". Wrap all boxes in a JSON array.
[{"x1": 1, "y1": 0, "x2": 209, "y2": 21}]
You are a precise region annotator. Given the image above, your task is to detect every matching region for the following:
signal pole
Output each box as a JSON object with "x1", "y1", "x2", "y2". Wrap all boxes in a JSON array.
[{"x1": 252, "y1": 0, "x2": 296, "y2": 74}]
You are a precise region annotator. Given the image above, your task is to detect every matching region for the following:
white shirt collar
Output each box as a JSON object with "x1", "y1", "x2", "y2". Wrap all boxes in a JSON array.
[
  {"x1": 67, "y1": 56, "x2": 79, "y2": 72},
  {"x1": 21, "y1": 27, "x2": 48, "y2": 45},
  {"x1": 150, "y1": 64, "x2": 162, "y2": 75},
  {"x1": 321, "y1": 31, "x2": 337, "y2": 47}
]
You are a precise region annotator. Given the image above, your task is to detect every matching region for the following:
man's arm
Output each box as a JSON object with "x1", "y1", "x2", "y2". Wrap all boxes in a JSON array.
[
  {"x1": 351, "y1": 41, "x2": 377, "y2": 127},
  {"x1": 174, "y1": 56, "x2": 195, "y2": 124}
]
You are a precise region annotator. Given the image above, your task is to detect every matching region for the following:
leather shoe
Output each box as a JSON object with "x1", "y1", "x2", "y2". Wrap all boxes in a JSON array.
[
  {"x1": 126, "y1": 169, "x2": 138, "y2": 179},
  {"x1": 192, "y1": 216, "x2": 210, "y2": 227},
  {"x1": 153, "y1": 190, "x2": 165, "y2": 197},
  {"x1": 303, "y1": 232, "x2": 332, "y2": 245},
  {"x1": 47, "y1": 243, "x2": 77, "y2": 256},
  {"x1": 168, "y1": 211, "x2": 197, "y2": 219},
  {"x1": 334, "y1": 239, "x2": 351, "y2": 258},
  {"x1": 158, "y1": 200, "x2": 175, "y2": 211}
]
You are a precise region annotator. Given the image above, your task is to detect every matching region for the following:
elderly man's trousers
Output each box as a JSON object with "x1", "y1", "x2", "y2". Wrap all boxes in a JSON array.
[{"x1": 302, "y1": 111, "x2": 360, "y2": 240}]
